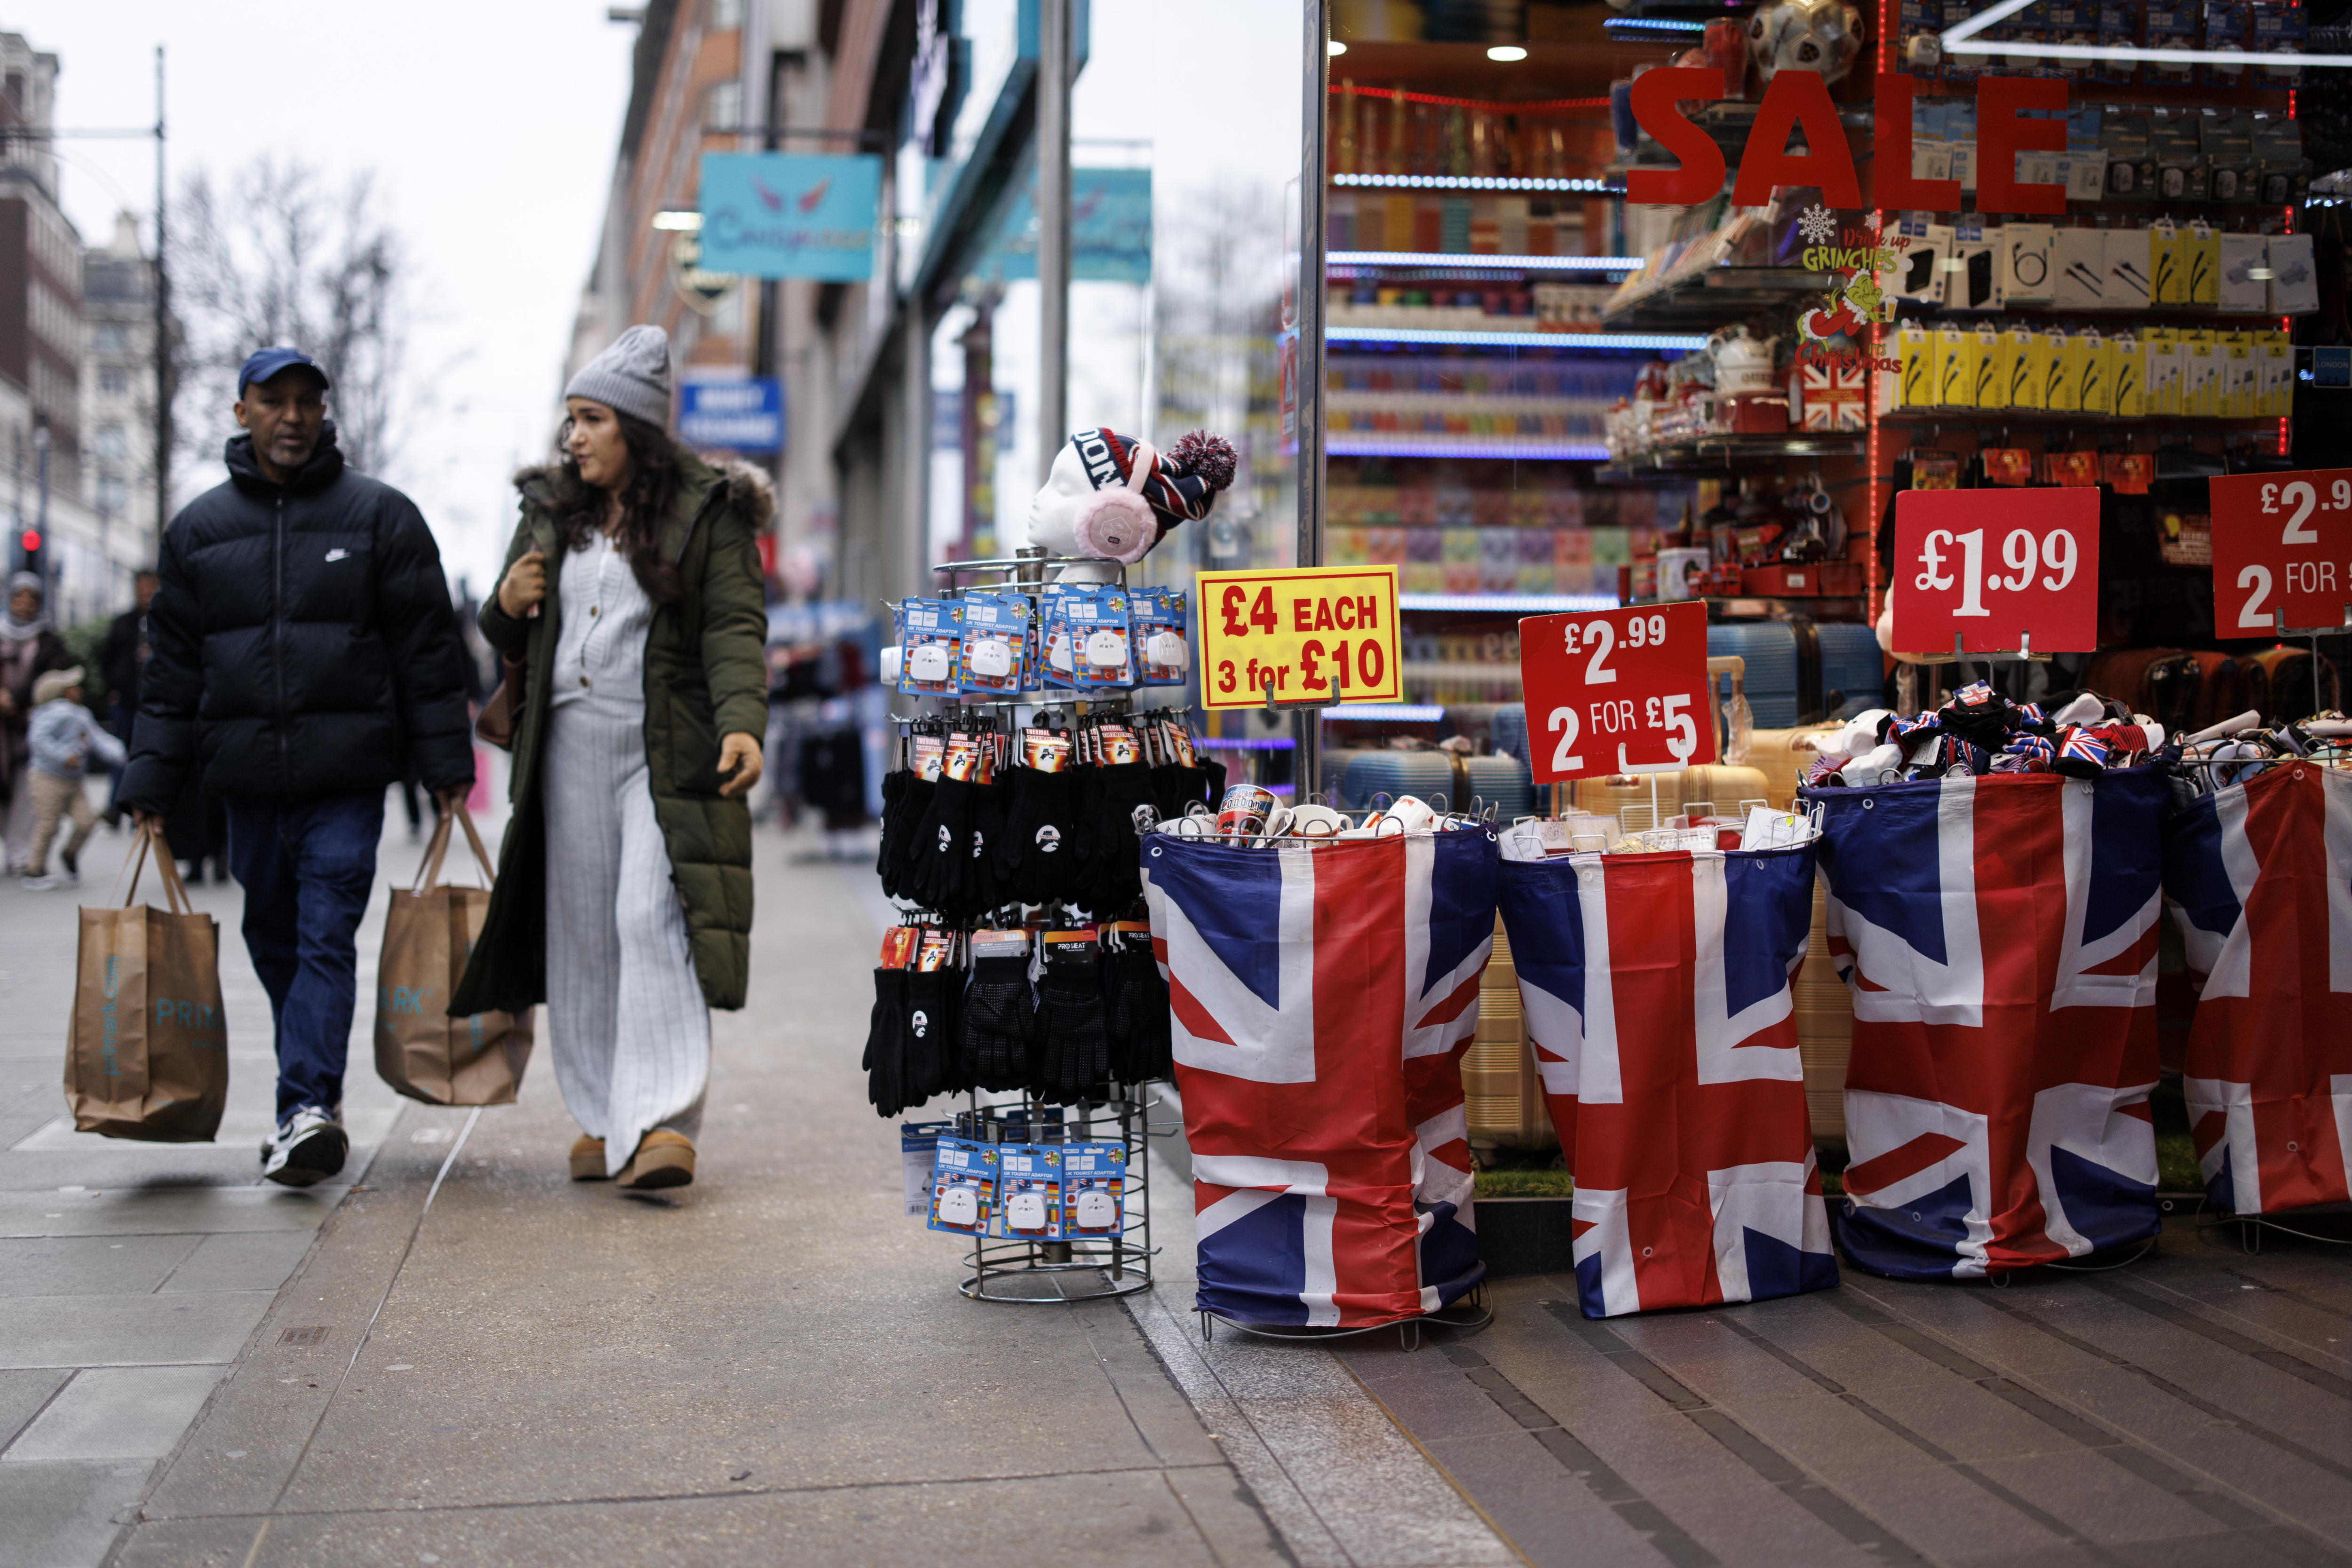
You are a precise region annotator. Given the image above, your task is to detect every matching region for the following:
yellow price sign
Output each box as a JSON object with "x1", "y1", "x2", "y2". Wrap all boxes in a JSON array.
[{"x1": 1194, "y1": 565, "x2": 1401, "y2": 711}]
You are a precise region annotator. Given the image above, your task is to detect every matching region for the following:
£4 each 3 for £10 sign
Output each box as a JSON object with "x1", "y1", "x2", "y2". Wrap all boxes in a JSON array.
[
  {"x1": 1892, "y1": 488, "x2": 2100, "y2": 657},
  {"x1": 2209, "y1": 469, "x2": 2352, "y2": 636},
  {"x1": 1519, "y1": 602, "x2": 1715, "y2": 783}
]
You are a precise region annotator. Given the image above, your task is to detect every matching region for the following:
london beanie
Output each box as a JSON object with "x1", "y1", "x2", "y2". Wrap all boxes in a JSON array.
[{"x1": 564, "y1": 325, "x2": 674, "y2": 429}]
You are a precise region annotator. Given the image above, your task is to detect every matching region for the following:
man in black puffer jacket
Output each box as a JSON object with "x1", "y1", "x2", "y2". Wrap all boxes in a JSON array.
[{"x1": 122, "y1": 348, "x2": 475, "y2": 1187}]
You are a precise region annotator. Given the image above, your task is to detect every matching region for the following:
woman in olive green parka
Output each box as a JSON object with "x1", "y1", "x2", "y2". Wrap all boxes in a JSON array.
[{"x1": 451, "y1": 325, "x2": 769, "y2": 1192}]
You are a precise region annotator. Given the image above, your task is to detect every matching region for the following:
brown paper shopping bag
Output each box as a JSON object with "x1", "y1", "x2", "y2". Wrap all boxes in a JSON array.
[
  {"x1": 64, "y1": 820, "x2": 229, "y2": 1141},
  {"x1": 374, "y1": 807, "x2": 533, "y2": 1105}
]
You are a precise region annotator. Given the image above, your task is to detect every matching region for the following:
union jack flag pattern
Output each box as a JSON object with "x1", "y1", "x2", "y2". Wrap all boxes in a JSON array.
[
  {"x1": 1498, "y1": 845, "x2": 1836, "y2": 1319},
  {"x1": 1142, "y1": 829, "x2": 1494, "y2": 1327},
  {"x1": 1807, "y1": 771, "x2": 2169, "y2": 1279},
  {"x1": 2162, "y1": 763, "x2": 2352, "y2": 1216}
]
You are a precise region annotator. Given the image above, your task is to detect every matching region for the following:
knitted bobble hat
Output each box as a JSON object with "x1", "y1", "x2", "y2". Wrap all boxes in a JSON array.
[
  {"x1": 565, "y1": 325, "x2": 674, "y2": 429},
  {"x1": 1025, "y1": 428, "x2": 1236, "y2": 574}
]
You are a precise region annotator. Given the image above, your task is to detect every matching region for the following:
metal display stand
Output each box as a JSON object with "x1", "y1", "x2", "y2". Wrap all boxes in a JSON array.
[
  {"x1": 958, "y1": 1088, "x2": 1160, "y2": 1304},
  {"x1": 890, "y1": 547, "x2": 1173, "y2": 1304}
]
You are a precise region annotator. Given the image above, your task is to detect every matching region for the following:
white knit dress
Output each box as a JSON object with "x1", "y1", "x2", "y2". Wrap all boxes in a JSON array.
[{"x1": 543, "y1": 534, "x2": 709, "y2": 1174}]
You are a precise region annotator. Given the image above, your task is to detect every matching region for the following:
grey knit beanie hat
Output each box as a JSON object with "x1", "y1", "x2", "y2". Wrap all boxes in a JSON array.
[{"x1": 564, "y1": 325, "x2": 673, "y2": 429}]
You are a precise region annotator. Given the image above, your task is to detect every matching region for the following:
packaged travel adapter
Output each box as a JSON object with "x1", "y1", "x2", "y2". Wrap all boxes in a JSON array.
[
  {"x1": 995, "y1": 1144, "x2": 1065, "y2": 1240},
  {"x1": 898, "y1": 597, "x2": 965, "y2": 697},
  {"x1": 927, "y1": 1137, "x2": 998, "y2": 1235},
  {"x1": 956, "y1": 591, "x2": 1031, "y2": 695},
  {"x1": 1062, "y1": 1142, "x2": 1128, "y2": 1237},
  {"x1": 2217, "y1": 233, "x2": 2267, "y2": 313},
  {"x1": 2267, "y1": 233, "x2": 2318, "y2": 314}
]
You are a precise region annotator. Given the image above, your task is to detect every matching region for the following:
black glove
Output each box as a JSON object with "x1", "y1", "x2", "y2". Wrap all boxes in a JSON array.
[
  {"x1": 961, "y1": 779, "x2": 1010, "y2": 919},
  {"x1": 864, "y1": 968, "x2": 910, "y2": 1117},
  {"x1": 901, "y1": 966, "x2": 962, "y2": 1106},
  {"x1": 1035, "y1": 965, "x2": 1110, "y2": 1099},
  {"x1": 997, "y1": 766, "x2": 1079, "y2": 905},
  {"x1": 1086, "y1": 763, "x2": 1157, "y2": 917},
  {"x1": 958, "y1": 954, "x2": 1036, "y2": 1093},
  {"x1": 881, "y1": 773, "x2": 935, "y2": 902},
  {"x1": 907, "y1": 776, "x2": 973, "y2": 911},
  {"x1": 1103, "y1": 940, "x2": 1171, "y2": 1084}
]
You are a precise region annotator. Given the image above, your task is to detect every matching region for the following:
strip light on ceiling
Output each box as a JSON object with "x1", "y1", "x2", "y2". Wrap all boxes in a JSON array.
[{"x1": 1327, "y1": 251, "x2": 1643, "y2": 271}]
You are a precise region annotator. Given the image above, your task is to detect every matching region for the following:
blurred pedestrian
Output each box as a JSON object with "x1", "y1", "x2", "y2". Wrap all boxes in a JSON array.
[
  {"x1": 98, "y1": 568, "x2": 158, "y2": 824},
  {"x1": 0, "y1": 571, "x2": 73, "y2": 873},
  {"x1": 453, "y1": 325, "x2": 768, "y2": 1192},
  {"x1": 121, "y1": 347, "x2": 476, "y2": 1187},
  {"x1": 22, "y1": 666, "x2": 123, "y2": 888}
]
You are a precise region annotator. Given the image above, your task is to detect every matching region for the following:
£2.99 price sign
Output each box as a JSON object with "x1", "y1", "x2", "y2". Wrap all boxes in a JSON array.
[
  {"x1": 1892, "y1": 488, "x2": 2099, "y2": 657},
  {"x1": 1194, "y1": 564, "x2": 1401, "y2": 711},
  {"x1": 1518, "y1": 602, "x2": 1714, "y2": 783},
  {"x1": 2209, "y1": 469, "x2": 2352, "y2": 635}
]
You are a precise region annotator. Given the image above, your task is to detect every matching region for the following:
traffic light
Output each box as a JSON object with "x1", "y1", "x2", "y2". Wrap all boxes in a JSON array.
[{"x1": 14, "y1": 528, "x2": 39, "y2": 573}]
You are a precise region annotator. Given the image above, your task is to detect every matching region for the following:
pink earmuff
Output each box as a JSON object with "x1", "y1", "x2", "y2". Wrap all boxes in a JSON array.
[{"x1": 1072, "y1": 440, "x2": 1158, "y2": 563}]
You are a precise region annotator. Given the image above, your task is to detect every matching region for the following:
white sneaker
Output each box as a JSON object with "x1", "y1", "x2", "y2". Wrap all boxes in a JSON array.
[
  {"x1": 21, "y1": 874, "x2": 66, "y2": 891},
  {"x1": 261, "y1": 1107, "x2": 349, "y2": 1188}
]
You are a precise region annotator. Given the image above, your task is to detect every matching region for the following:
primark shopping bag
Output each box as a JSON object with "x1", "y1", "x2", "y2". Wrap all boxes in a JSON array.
[
  {"x1": 374, "y1": 807, "x2": 533, "y2": 1106},
  {"x1": 1804, "y1": 770, "x2": 2169, "y2": 1280},
  {"x1": 2163, "y1": 761, "x2": 2352, "y2": 1216},
  {"x1": 1141, "y1": 826, "x2": 1494, "y2": 1329},
  {"x1": 1499, "y1": 843, "x2": 1837, "y2": 1319},
  {"x1": 64, "y1": 820, "x2": 228, "y2": 1141}
]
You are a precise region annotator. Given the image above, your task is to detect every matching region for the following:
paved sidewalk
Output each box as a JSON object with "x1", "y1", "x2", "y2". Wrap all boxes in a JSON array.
[
  {"x1": 0, "y1": 788, "x2": 443, "y2": 1568},
  {"x1": 87, "y1": 839, "x2": 1333, "y2": 1568}
]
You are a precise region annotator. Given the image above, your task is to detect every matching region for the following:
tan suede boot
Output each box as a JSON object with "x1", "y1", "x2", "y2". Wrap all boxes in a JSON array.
[
  {"x1": 615, "y1": 1130, "x2": 695, "y2": 1190},
  {"x1": 569, "y1": 1135, "x2": 608, "y2": 1181}
]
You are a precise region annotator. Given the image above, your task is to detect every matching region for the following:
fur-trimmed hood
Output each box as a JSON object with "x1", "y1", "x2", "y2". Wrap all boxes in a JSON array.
[{"x1": 511, "y1": 450, "x2": 774, "y2": 525}]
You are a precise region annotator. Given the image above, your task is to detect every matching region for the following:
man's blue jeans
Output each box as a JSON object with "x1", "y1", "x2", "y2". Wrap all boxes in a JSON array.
[{"x1": 224, "y1": 792, "x2": 383, "y2": 1121}]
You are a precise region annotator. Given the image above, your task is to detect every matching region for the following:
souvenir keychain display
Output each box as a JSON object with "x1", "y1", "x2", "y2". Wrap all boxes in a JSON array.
[{"x1": 871, "y1": 425, "x2": 1236, "y2": 1306}]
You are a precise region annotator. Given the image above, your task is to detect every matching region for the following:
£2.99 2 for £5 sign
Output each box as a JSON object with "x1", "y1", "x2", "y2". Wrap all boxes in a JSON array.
[
  {"x1": 2209, "y1": 469, "x2": 2352, "y2": 636},
  {"x1": 1193, "y1": 566, "x2": 1401, "y2": 711},
  {"x1": 1518, "y1": 602, "x2": 1715, "y2": 783}
]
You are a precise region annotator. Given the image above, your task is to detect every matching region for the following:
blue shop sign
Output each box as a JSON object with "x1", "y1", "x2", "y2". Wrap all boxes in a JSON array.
[
  {"x1": 680, "y1": 378, "x2": 785, "y2": 453},
  {"x1": 698, "y1": 154, "x2": 881, "y2": 282}
]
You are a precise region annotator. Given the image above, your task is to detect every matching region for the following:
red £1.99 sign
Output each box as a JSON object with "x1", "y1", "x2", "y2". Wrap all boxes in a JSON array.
[
  {"x1": 1891, "y1": 488, "x2": 2100, "y2": 657},
  {"x1": 2209, "y1": 469, "x2": 2352, "y2": 636},
  {"x1": 1519, "y1": 602, "x2": 1715, "y2": 784}
]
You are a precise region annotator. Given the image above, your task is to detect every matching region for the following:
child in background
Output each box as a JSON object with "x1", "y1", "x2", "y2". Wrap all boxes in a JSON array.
[{"x1": 24, "y1": 666, "x2": 125, "y2": 889}]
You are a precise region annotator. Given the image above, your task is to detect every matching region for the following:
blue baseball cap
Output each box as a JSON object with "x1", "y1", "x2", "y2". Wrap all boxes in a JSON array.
[{"x1": 237, "y1": 348, "x2": 329, "y2": 396}]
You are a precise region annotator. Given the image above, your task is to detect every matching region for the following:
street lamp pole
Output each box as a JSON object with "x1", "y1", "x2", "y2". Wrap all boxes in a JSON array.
[{"x1": 153, "y1": 45, "x2": 169, "y2": 551}]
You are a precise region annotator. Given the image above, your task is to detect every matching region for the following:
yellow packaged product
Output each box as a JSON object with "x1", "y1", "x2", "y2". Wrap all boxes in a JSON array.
[
  {"x1": 2142, "y1": 327, "x2": 2181, "y2": 416},
  {"x1": 1898, "y1": 324, "x2": 1934, "y2": 408},
  {"x1": 2077, "y1": 326, "x2": 2111, "y2": 415},
  {"x1": 1935, "y1": 327, "x2": 1974, "y2": 407},
  {"x1": 1971, "y1": 324, "x2": 2003, "y2": 407},
  {"x1": 2111, "y1": 333, "x2": 2145, "y2": 418},
  {"x1": 2048, "y1": 329, "x2": 2082, "y2": 413}
]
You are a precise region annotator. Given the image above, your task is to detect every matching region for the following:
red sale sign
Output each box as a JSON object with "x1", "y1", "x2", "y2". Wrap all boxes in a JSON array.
[
  {"x1": 2209, "y1": 469, "x2": 2352, "y2": 636},
  {"x1": 1891, "y1": 489, "x2": 2099, "y2": 657},
  {"x1": 1519, "y1": 603, "x2": 1715, "y2": 784}
]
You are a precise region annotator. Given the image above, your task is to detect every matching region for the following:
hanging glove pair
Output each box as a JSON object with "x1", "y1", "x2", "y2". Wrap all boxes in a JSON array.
[{"x1": 866, "y1": 964, "x2": 970, "y2": 1118}]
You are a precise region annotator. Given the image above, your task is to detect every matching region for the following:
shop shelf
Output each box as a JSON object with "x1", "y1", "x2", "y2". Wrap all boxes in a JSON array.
[
  {"x1": 1878, "y1": 410, "x2": 2282, "y2": 429},
  {"x1": 1331, "y1": 173, "x2": 1619, "y2": 194},
  {"x1": 1596, "y1": 434, "x2": 1866, "y2": 480},
  {"x1": 1328, "y1": 436, "x2": 1611, "y2": 460},
  {"x1": 1602, "y1": 266, "x2": 1841, "y2": 328},
  {"x1": 1327, "y1": 326, "x2": 1707, "y2": 351},
  {"x1": 1328, "y1": 251, "x2": 1643, "y2": 273}
]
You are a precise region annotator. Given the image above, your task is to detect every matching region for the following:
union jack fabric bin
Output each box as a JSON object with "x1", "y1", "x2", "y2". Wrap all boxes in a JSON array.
[
  {"x1": 1499, "y1": 844, "x2": 1837, "y2": 1319},
  {"x1": 1805, "y1": 771, "x2": 2169, "y2": 1280},
  {"x1": 2163, "y1": 763, "x2": 2352, "y2": 1217},
  {"x1": 1142, "y1": 828, "x2": 1494, "y2": 1328}
]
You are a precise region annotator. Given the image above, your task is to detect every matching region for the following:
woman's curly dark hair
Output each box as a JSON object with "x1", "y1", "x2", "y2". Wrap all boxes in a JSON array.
[{"x1": 548, "y1": 409, "x2": 686, "y2": 605}]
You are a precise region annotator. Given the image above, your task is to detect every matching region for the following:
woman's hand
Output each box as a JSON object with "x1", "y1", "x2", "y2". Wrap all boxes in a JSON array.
[
  {"x1": 496, "y1": 546, "x2": 546, "y2": 618},
  {"x1": 717, "y1": 733, "x2": 763, "y2": 797}
]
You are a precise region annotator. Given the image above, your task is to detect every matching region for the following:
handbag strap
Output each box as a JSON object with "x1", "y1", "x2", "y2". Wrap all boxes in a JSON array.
[
  {"x1": 413, "y1": 804, "x2": 496, "y2": 892},
  {"x1": 112, "y1": 818, "x2": 194, "y2": 916},
  {"x1": 410, "y1": 811, "x2": 457, "y2": 894}
]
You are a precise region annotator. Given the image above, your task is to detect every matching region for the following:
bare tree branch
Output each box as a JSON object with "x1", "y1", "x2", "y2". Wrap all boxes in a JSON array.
[{"x1": 169, "y1": 157, "x2": 411, "y2": 479}]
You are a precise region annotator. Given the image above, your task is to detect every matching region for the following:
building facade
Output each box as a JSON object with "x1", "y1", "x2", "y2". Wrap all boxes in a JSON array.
[
  {"x1": 0, "y1": 30, "x2": 133, "y2": 630},
  {"x1": 80, "y1": 213, "x2": 162, "y2": 567}
]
